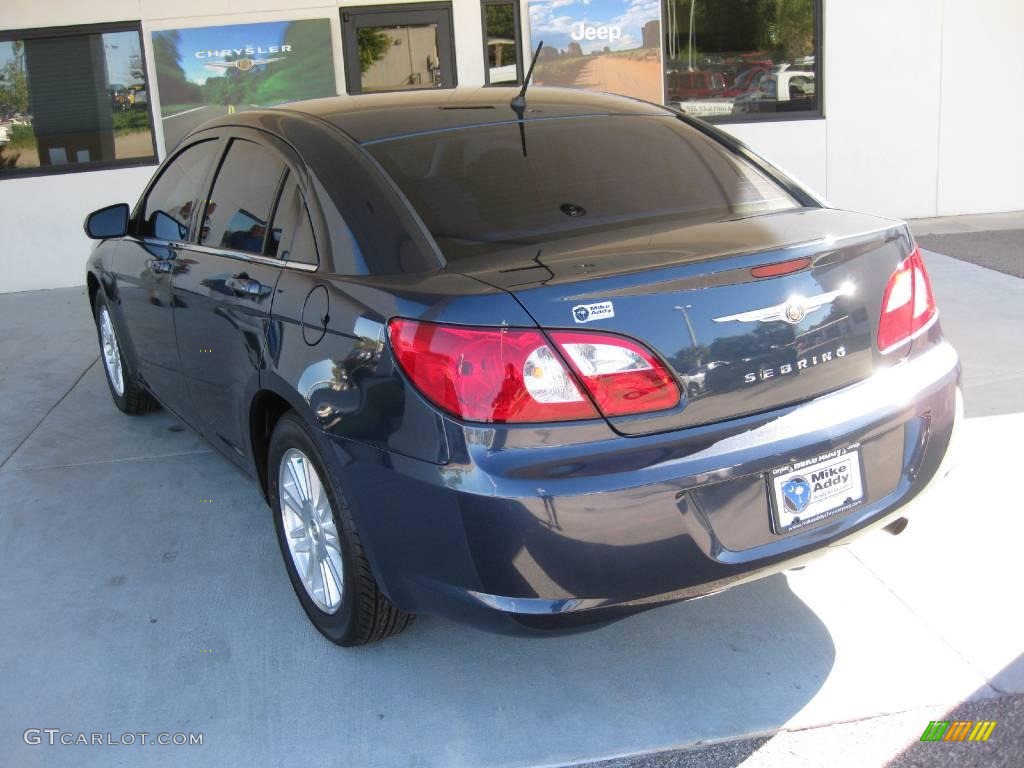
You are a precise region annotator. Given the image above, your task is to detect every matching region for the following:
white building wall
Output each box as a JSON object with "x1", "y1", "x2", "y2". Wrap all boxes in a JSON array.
[
  {"x1": 820, "y1": 0, "x2": 944, "y2": 218},
  {"x1": 720, "y1": 119, "x2": 827, "y2": 203},
  {"x1": 1, "y1": 0, "x2": 1022, "y2": 293},
  {"x1": 722, "y1": 0, "x2": 1024, "y2": 220},
  {"x1": 936, "y1": 0, "x2": 1024, "y2": 215}
]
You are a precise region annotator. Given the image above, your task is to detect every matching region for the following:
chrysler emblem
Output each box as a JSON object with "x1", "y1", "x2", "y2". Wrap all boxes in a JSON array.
[
  {"x1": 204, "y1": 56, "x2": 286, "y2": 72},
  {"x1": 785, "y1": 302, "x2": 806, "y2": 323},
  {"x1": 714, "y1": 282, "x2": 855, "y2": 325}
]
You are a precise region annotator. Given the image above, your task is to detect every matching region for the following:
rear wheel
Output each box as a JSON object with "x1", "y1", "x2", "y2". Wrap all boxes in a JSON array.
[
  {"x1": 269, "y1": 411, "x2": 413, "y2": 646},
  {"x1": 92, "y1": 293, "x2": 158, "y2": 415}
]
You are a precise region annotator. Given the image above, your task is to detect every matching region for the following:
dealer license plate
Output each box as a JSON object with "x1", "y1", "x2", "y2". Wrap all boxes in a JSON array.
[{"x1": 770, "y1": 445, "x2": 864, "y2": 533}]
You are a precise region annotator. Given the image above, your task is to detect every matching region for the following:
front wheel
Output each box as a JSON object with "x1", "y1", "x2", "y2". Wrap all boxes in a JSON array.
[
  {"x1": 269, "y1": 411, "x2": 413, "y2": 646},
  {"x1": 93, "y1": 293, "x2": 158, "y2": 415}
]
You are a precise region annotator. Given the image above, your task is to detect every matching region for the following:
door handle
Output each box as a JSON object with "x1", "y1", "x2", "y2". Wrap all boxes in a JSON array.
[
  {"x1": 225, "y1": 275, "x2": 271, "y2": 299},
  {"x1": 145, "y1": 240, "x2": 178, "y2": 274}
]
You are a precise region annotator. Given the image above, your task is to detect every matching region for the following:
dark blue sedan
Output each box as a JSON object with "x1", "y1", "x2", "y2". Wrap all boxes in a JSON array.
[{"x1": 84, "y1": 87, "x2": 960, "y2": 645}]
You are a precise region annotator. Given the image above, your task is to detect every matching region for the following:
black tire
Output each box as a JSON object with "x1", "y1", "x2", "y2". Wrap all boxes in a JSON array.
[
  {"x1": 92, "y1": 292, "x2": 159, "y2": 415},
  {"x1": 269, "y1": 411, "x2": 413, "y2": 646}
]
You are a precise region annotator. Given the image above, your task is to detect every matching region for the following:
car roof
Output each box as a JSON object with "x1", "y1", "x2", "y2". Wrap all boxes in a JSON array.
[{"x1": 261, "y1": 87, "x2": 672, "y2": 144}]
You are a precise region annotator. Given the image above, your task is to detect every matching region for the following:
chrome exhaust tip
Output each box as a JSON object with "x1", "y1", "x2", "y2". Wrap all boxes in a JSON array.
[{"x1": 883, "y1": 517, "x2": 909, "y2": 536}]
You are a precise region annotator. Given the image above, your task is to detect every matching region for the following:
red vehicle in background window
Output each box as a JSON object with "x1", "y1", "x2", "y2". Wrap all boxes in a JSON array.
[
  {"x1": 667, "y1": 69, "x2": 726, "y2": 101},
  {"x1": 723, "y1": 64, "x2": 771, "y2": 97}
]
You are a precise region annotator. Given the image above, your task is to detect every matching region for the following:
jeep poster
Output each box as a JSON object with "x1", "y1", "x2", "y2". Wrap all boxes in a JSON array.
[
  {"x1": 527, "y1": 0, "x2": 662, "y2": 103},
  {"x1": 152, "y1": 19, "x2": 336, "y2": 151}
]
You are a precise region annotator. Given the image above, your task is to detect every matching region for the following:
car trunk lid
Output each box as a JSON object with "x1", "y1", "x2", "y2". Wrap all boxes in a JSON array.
[{"x1": 451, "y1": 207, "x2": 912, "y2": 435}]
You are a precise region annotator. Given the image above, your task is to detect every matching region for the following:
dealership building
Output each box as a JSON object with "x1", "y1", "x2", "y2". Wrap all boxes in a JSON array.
[{"x1": 1, "y1": 0, "x2": 1021, "y2": 294}]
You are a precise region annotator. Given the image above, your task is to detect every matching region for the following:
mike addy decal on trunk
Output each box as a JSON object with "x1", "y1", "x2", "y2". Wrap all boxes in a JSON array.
[{"x1": 744, "y1": 345, "x2": 847, "y2": 384}]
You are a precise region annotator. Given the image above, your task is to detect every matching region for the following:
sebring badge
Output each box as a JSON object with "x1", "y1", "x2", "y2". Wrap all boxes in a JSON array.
[{"x1": 714, "y1": 282, "x2": 855, "y2": 325}]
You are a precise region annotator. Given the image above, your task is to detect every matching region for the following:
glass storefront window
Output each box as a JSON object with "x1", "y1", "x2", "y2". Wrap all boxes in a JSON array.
[
  {"x1": 342, "y1": 5, "x2": 457, "y2": 94},
  {"x1": 0, "y1": 24, "x2": 156, "y2": 176},
  {"x1": 359, "y1": 24, "x2": 444, "y2": 92},
  {"x1": 482, "y1": 0, "x2": 522, "y2": 85},
  {"x1": 664, "y1": 0, "x2": 821, "y2": 121}
]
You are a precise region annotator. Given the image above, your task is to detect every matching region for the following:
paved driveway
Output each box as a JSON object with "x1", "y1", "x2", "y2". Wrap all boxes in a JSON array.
[{"x1": 0, "y1": 251, "x2": 1020, "y2": 767}]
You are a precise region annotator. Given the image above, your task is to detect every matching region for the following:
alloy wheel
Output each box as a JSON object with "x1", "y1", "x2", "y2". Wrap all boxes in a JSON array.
[
  {"x1": 99, "y1": 306, "x2": 125, "y2": 397},
  {"x1": 278, "y1": 448, "x2": 344, "y2": 613}
]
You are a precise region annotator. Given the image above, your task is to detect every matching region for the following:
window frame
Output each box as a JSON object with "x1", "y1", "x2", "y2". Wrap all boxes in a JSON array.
[
  {"x1": 184, "y1": 129, "x2": 321, "y2": 272},
  {"x1": 480, "y1": 0, "x2": 524, "y2": 86},
  {"x1": 341, "y1": 3, "x2": 458, "y2": 95},
  {"x1": 133, "y1": 135, "x2": 222, "y2": 243},
  {"x1": 661, "y1": 0, "x2": 825, "y2": 125},
  {"x1": 0, "y1": 20, "x2": 159, "y2": 180},
  {"x1": 267, "y1": 171, "x2": 320, "y2": 266},
  {"x1": 198, "y1": 136, "x2": 289, "y2": 258}
]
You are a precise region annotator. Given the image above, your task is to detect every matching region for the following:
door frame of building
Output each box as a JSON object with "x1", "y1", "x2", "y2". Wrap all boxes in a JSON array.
[
  {"x1": 341, "y1": 3, "x2": 458, "y2": 95},
  {"x1": 480, "y1": 0, "x2": 524, "y2": 86}
]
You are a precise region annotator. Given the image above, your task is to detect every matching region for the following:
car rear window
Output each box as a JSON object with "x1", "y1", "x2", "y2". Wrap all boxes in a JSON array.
[{"x1": 366, "y1": 114, "x2": 798, "y2": 261}]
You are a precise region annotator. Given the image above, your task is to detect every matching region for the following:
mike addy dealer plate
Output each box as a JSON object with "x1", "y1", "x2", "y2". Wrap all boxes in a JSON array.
[{"x1": 770, "y1": 445, "x2": 864, "y2": 533}]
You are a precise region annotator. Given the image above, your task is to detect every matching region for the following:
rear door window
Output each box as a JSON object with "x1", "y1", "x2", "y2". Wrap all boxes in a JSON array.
[
  {"x1": 268, "y1": 176, "x2": 319, "y2": 266},
  {"x1": 201, "y1": 139, "x2": 287, "y2": 255},
  {"x1": 141, "y1": 139, "x2": 219, "y2": 241},
  {"x1": 366, "y1": 115, "x2": 798, "y2": 261}
]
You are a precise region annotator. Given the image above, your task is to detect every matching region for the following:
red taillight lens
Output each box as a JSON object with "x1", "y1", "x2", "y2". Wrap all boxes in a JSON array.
[
  {"x1": 547, "y1": 331, "x2": 680, "y2": 417},
  {"x1": 877, "y1": 247, "x2": 938, "y2": 354},
  {"x1": 387, "y1": 320, "x2": 680, "y2": 423},
  {"x1": 387, "y1": 319, "x2": 599, "y2": 423}
]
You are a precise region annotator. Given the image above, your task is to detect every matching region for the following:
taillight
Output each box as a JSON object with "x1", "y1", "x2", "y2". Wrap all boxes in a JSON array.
[
  {"x1": 387, "y1": 320, "x2": 679, "y2": 423},
  {"x1": 388, "y1": 320, "x2": 598, "y2": 423},
  {"x1": 877, "y1": 247, "x2": 937, "y2": 354},
  {"x1": 547, "y1": 331, "x2": 680, "y2": 416}
]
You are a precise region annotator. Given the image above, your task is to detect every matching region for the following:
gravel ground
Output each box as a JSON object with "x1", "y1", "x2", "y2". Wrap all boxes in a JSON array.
[
  {"x1": 916, "y1": 230, "x2": 1024, "y2": 278},
  {"x1": 573, "y1": 693, "x2": 1024, "y2": 768}
]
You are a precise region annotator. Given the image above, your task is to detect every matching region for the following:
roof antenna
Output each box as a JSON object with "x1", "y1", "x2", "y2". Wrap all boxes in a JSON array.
[
  {"x1": 511, "y1": 40, "x2": 544, "y2": 115},
  {"x1": 511, "y1": 41, "x2": 543, "y2": 157}
]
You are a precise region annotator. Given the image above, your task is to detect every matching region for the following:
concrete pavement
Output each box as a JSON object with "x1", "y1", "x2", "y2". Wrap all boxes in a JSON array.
[
  {"x1": 911, "y1": 210, "x2": 1024, "y2": 277},
  {"x1": 0, "y1": 248, "x2": 1021, "y2": 767}
]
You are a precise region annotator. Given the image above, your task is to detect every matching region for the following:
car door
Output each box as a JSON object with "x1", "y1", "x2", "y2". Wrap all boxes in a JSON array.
[
  {"x1": 114, "y1": 137, "x2": 222, "y2": 420},
  {"x1": 170, "y1": 132, "x2": 295, "y2": 464}
]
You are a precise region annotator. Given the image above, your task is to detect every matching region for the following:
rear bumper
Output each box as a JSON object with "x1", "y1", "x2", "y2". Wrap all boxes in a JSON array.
[{"x1": 331, "y1": 341, "x2": 961, "y2": 633}]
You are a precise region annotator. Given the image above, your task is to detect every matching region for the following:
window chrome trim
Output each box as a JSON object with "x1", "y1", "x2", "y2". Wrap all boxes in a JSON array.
[
  {"x1": 126, "y1": 237, "x2": 318, "y2": 272},
  {"x1": 186, "y1": 242, "x2": 319, "y2": 271}
]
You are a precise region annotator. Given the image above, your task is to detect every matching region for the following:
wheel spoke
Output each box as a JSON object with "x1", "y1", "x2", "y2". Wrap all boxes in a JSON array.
[
  {"x1": 321, "y1": 519, "x2": 341, "y2": 551},
  {"x1": 324, "y1": 550, "x2": 344, "y2": 599},
  {"x1": 313, "y1": 495, "x2": 331, "y2": 524},
  {"x1": 322, "y1": 530, "x2": 341, "y2": 553},
  {"x1": 302, "y1": 458, "x2": 316, "y2": 507},
  {"x1": 281, "y1": 484, "x2": 307, "y2": 525},
  {"x1": 285, "y1": 457, "x2": 306, "y2": 502},
  {"x1": 307, "y1": 549, "x2": 324, "y2": 600}
]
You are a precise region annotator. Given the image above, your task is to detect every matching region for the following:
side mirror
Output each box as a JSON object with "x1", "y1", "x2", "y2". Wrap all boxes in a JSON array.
[{"x1": 84, "y1": 203, "x2": 130, "y2": 240}]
